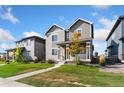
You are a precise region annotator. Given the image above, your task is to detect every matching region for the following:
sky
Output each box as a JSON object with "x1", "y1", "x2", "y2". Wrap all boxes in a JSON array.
[{"x1": 0, "y1": 5, "x2": 124, "y2": 55}]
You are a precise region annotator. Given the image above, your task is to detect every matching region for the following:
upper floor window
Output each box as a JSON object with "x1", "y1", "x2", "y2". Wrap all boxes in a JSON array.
[
  {"x1": 78, "y1": 30, "x2": 82, "y2": 35},
  {"x1": 52, "y1": 35, "x2": 58, "y2": 42},
  {"x1": 66, "y1": 32, "x2": 69, "y2": 41}
]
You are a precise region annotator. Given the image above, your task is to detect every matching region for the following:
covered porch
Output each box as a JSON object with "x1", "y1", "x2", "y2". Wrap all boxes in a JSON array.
[
  {"x1": 56, "y1": 40, "x2": 92, "y2": 62},
  {"x1": 6, "y1": 47, "x2": 25, "y2": 61}
]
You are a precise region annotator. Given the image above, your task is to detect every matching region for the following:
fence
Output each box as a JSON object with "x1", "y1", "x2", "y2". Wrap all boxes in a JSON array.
[{"x1": 106, "y1": 55, "x2": 120, "y2": 64}]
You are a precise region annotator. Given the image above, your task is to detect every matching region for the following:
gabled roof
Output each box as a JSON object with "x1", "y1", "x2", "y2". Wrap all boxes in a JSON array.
[
  {"x1": 106, "y1": 16, "x2": 124, "y2": 41},
  {"x1": 45, "y1": 24, "x2": 64, "y2": 36},
  {"x1": 68, "y1": 18, "x2": 93, "y2": 30},
  {"x1": 16, "y1": 36, "x2": 45, "y2": 43}
]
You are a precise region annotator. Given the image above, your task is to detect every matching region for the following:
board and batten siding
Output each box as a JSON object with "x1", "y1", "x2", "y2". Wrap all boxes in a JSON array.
[
  {"x1": 35, "y1": 41, "x2": 45, "y2": 60},
  {"x1": 16, "y1": 39, "x2": 35, "y2": 61},
  {"x1": 69, "y1": 21, "x2": 93, "y2": 60},
  {"x1": 69, "y1": 21, "x2": 92, "y2": 40},
  {"x1": 107, "y1": 20, "x2": 123, "y2": 60}
]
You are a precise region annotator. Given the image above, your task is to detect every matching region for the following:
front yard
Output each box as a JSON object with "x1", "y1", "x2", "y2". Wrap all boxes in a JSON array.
[
  {"x1": 0, "y1": 61, "x2": 5, "y2": 64},
  {"x1": 18, "y1": 64, "x2": 124, "y2": 87},
  {"x1": 0, "y1": 63, "x2": 54, "y2": 78}
]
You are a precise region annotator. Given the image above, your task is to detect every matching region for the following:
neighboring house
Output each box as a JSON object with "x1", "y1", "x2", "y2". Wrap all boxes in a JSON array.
[
  {"x1": 106, "y1": 16, "x2": 124, "y2": 63},
  {"x1": 0, "y1": 53, "x2": 6, "y2": 59},
  {"x1": 6, "y1": 36, "x2": 45, "y2": 61},
  {"x1": 45, "y1": 18, "x2": 94, "y2": 62}
]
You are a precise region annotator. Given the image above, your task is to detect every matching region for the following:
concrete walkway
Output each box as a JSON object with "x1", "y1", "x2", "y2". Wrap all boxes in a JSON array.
[
  {"x1": 100, "y1": 64, "x2": 124, "y2": 73},
  {"x1": 0, "y1": 64, "x2": 6, "y2": 66},
  {"x1": 0, "y1": 78, "x2": 33, "y2": 87},
  {"x1": 6, "y1": 61, "x2": 65, "y2": 81}
]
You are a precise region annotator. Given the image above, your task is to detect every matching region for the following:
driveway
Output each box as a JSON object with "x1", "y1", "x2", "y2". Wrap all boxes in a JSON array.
[{"x1": 100, "y1": 64, "x2": 124, "y2": 73}]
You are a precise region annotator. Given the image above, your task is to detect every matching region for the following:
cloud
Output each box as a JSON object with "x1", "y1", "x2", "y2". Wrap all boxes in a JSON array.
[
  {"x1": 93, "y1": 16, "x2": 117, "y2": 54},
  {"x1": 0, "y1": 6, "x2": 19, "y2": 24},
  {"x1": 58, "y1": 16, "x2": 70, "y2": 25},
  {"x1": 0, "y1": 28, "x2": 15, "y2": 41},
  {"x1": 93, "y1": 42, "x2": 106, "y2": 55},
  {"x1": 94, "y1": 17, "x2": 117, "y2": 42},
  {"x1": 92, "y1": 5, "x2": 111, "y2": 10},
  {"x1": 0, "y1": 43, "x2": 15, "y2": 50},
  {"x1": 99, "y1": 17, "x2": 116, "y2": 29},
  {"x1": 94, "y1": 28, "x2": 109, "y2": 41},
  {"x1": 91, "y1": 12, "x2": 98, "y2": 17},
  {"x1": 23, "y1": 31, "x2": 42, "y2": 38}
]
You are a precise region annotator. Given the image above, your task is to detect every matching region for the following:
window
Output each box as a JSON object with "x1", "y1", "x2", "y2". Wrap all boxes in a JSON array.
[
  {"x1": 27, "y1": 51, "x2": 31, "y2": 56},
  {"x1": 28, "y1": 40, "x2": 31, "y2": 45},
  {"x1": 52, "y1": 49, "x2": 58, "y2": 55},
  {"x1": 80, "y1": 48, "x2": 86, "y2": 54},
  {"x1": 78, "y1": 30, "x2": 82, "y2": 34},
  {"x1": 52, "y1": 35, "x2": 58, "y2": 42},
  {"x1": 66, "y1": 32, "x2": 69, "y2": 41}
]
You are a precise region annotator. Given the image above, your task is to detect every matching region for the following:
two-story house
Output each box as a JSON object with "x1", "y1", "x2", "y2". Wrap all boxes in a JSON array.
[
  {"x1": 106, "y1": 16, "x2": 124, "y2": 63},
  {"x1": 6, "y1": 36, "x2": 45, "y2": 61},
  {"x1": 0, "y1": 53, "x2": 6, "y2": 59},
  {"x1": 45, "y1": 18, "x2": 94, "y2": 62}
]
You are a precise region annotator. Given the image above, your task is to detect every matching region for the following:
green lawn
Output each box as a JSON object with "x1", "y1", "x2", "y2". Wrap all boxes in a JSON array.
[
  {"x1": 18, "y1": 64, "x2": 124, "y2": 87},
  {"x1": 0, "y1": 61, "x2": 5, "y2": 64},
  {"x1": 0, "y1": 63, "x2": 54, "y2": 78}
]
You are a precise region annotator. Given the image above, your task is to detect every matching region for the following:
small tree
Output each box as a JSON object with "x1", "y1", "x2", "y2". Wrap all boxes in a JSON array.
[
  {"x1": 94, "y1": 52, "x2": 98, "y2": 57},
  {"x1": 68, "y1": 32, "x2": 86, "y2": 65},
  {"x1": 99, "y1": 54, "x2": 106, "y2": 66},
  {"x1": 14, "y1": 47, "x2": 27, "y2": 63}
]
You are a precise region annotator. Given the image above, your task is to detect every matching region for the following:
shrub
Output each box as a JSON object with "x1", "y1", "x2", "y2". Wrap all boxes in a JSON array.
[
  {"x1": 47, "y1": 59, "x2": 55, "y2": 64},
  {"x1": 5, "y1": 60, "x2": 10, "y2": 64},
  {"x1": 99, "y1": 55, "x2": 106, "y2": 66},
  {"x1": 14, "y1": 48, "x2": 28, "y2": 64},
  {"x1": 33, "y1": 56, "x2": 39, "y2": 63},
  {"x1": 39, "y1": 60, "x2": 46, "y2": 63},
  {"x1": 0, "y1": 58, "x2": 6, "y2": 61}
]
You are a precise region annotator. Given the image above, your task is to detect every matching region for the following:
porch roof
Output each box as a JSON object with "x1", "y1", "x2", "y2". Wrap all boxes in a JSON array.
[
  {"x1": 107, "y1": 45, "x2": 113, "y2": 49},
  {"x1": 56, "y1": 38, "x2": 92, "y2": 45},
  {"x1": 5, "y1": 47, "x2": 25, "y2": 52}
]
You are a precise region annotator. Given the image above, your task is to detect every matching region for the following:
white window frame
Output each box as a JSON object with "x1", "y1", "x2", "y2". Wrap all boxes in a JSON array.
[
  {"x1": 52, "y1": 48, "x2": 58, "y2": 55},
  {"x1": 52, "y1": 35, "x2": 58, "y2": 43},
  {"x1": 77, "y1": 28, "x2": 82, "y2": 35}
]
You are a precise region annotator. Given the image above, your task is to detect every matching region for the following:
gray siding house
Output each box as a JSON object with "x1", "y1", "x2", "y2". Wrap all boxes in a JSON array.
[
  {"x1": 45, "y1": 18, "x2": 94, "y2": 62},
  {"x1": 106, "y1": 16, "x2": 124, "y2": 63},
  {"x1": 6, "y1": 36, "x2": 45, "y2": 61}
]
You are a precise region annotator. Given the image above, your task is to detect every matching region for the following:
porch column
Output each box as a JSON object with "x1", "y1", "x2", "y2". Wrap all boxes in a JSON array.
[
  {"x1": 86, "y1": 42, "x2": 91, "y2": 60},
  {"x1": 88, "y1": 46, "x2": 91, "y2": 59}
]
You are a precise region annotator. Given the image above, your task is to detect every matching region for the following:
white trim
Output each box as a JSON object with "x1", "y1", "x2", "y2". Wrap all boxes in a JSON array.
[
  {"x1": 121, "y1": 60, "x2": 124, "y2": 63},
  {"x1": 51, "y1": 48, "x2": 59, "y2": 55},
  {"x1": 52, "y1": 24, "x2": 65, "y2": 30},
  {"x1": 67, "y1": 18, "x2": 93, "y2": 30},
  {"x1": 78, "y1": 18, "x2": 93, "y2": 24},
  {"x1": 52, "y1": 34, "x2": 59, "y2": 43},
  {"x1": 45, "y1": 24, "x2": 65, "y2": 35}
]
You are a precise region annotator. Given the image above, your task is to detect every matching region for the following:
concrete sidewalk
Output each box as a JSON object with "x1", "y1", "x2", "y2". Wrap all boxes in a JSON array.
[
  {"x1": 0, "y1": 64, "x2": 6, "y2": 66},
  {"x1": 6, "y1": 61, "x2": 65, "y2": 81},
  {"x1": 0, "y1": 78, "x2": 33, "y2": 87}
]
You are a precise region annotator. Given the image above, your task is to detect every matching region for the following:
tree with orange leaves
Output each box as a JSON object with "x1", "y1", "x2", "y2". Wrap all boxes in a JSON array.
[{"x1": 68, "y1": 32, "x2": 86, "y2": 64}]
